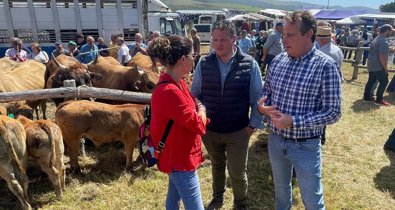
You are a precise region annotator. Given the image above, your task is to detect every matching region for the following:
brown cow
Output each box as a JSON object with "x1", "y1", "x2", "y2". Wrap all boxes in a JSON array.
[
  {"x1": 0, "y1": 59, "x2": 47, "y2": 119},
  {"x1": 102, "y1": 56, "x2": 122, "y2": 66},
  {"x1": 1, "y1": 101, "x2": 34, "y2": 120},
  {"x1": 0, "y1": 104, "x2": 6, "y2": 116},
  {"x1": 45, "y1": 55, "x2": 102, "y2": 106},
  {"x1": 55, "y1": 100, "x2": 145, "y2": 172},
  {"x1": 0, "y1": 115, "x2": 31, "y2": 210},
  {"x1": 87, "y1": 55, "x2": 159, "y2": 94},
  {"x1": 16, "y1": 115, "x2": 66, "y2": 199}
]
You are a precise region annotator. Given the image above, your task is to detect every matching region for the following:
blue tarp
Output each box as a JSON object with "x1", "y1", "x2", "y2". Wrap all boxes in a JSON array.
[{"x1": 314, "y1": 9, "x2": 368, "y2": 20}]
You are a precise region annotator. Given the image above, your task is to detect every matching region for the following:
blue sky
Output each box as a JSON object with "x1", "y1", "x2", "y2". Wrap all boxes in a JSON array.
[{"x1": 286, "y1": 0, "x2": 393, "y2": 9}]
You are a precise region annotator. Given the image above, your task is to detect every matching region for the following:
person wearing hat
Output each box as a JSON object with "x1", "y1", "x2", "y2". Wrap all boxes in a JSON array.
[
  {"x1": 51, "y1": 40, "x2": 71, "y2": 59},
  {"x1": 363, "y1": 24, "x2": 395, "y2": 106},
  {"x1": 316, "y1": 26, "x2": 343, "y2": 68},
  {"x1": 261, "y1": 21, "x2": 284, "y2": 71},
  {"x1": 67, "y1": 41, "x2": 80, "y2": 57},
  {"x1": 316, "y1": 26, "x2": 344, "y2": 145}
]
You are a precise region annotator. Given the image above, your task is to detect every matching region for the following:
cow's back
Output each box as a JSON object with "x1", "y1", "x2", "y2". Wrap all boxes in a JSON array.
[
  {"x1": 56, "y1": 100, "x2": 145, "y2": 144},
  {"x1": 0, "y1": 60, "x2": 46, "y2": 92},
  {"x1": 0, "y1": 115, "x2": 27, "y2": 164}
]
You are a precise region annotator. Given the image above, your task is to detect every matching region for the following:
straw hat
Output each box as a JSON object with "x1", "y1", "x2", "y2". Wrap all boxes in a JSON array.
[{"x1": 316, "y1": 26, "x2": 332, "y2": 38}]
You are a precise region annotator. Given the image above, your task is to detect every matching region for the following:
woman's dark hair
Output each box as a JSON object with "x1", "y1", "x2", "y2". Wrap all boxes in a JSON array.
[{"x1": 147, "y1": 35, "x2": 192, "y2": 66}]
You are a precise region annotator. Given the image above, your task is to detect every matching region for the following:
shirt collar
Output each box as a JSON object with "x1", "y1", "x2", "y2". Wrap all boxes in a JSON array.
[{"x1": 287, "y1": 45, "x2": 316, "y2": 62}]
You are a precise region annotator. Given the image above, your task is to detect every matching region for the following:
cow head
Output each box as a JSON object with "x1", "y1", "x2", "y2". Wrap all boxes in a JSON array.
[
  {"x1": 132, "y1": 67, "x2": 159, "y2": 93},
  {"x1": 51, "y1": 55, "x2": 102, "y2": 88}
]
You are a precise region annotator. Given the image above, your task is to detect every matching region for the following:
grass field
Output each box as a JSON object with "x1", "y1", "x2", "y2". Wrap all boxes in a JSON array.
[{"x1": 1, "y1": 54, "x2": 395, "y2": 209}]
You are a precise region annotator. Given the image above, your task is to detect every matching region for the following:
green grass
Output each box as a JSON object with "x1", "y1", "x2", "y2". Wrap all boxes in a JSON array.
[
  {"x1": 2, "y1": 59, "x2": 395, "y2": 209},
  {"x1": 162, "y1": 0, "x2": 260, "y2": 12}
]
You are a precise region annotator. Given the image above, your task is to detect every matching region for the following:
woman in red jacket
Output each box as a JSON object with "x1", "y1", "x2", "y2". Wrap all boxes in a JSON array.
[{"x1": 147, "y1": 35, "x2": 208, "y2": 210}]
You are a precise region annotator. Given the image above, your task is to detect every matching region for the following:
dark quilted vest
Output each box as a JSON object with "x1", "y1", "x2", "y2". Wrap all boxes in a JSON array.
[{"x1": 199, "y1": 47, "x2": 252, "y2": 133}]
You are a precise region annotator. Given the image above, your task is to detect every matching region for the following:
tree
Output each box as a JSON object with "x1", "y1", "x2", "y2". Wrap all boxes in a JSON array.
[{"x1": 380, "y1": 2, "x2": 395, "y2": 12}]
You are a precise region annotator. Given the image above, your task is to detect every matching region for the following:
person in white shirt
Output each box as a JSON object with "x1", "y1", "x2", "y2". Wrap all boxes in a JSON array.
[
  {"x1": 5, "y1": 38, "x2": 28, "y2": 62},
  {"x1": 117, "y1": 37, "x2": 131, "y2": 66},
  {"x1": 29, "y1": 42, "x2": 49, "y2": 64}
]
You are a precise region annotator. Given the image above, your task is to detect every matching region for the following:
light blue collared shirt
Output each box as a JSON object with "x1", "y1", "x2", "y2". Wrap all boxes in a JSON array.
[{"x1": 191, "y1": 47, "x2": 264, "y2": 129}]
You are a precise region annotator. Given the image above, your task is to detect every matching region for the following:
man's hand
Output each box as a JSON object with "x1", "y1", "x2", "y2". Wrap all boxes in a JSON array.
[
  {"x1": 271, "y1": 113, "x2": 293, "y2": 129},
  {"x1": 261, "y1": 55, "x2": 266, "y2": 62},
  {"x1": 258, "y1": 97, "x2": 293, "y2": 129},
  {"x1": 246, "y1": 126, "x2": 255, "y2": 136},
  {"x1": 258, "y1": 97, "x2": 276, "y2": 115}
]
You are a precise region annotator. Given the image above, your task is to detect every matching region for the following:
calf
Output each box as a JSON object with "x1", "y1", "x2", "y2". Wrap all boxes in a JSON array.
[
  {"x1": 55, "y1": 100, "x2": 145, "y2": 172},
  {"x1": 0, "y1": 115, "x2": 31, "y2": 210},
  {"x1": 16, "y1": 115, "x2": 65, "y2": 199}
]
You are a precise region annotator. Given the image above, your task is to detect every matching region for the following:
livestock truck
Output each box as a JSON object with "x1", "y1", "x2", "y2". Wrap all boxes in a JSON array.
[{"x1": 0, "y1": 0, "x2": 183, "y2": 55}]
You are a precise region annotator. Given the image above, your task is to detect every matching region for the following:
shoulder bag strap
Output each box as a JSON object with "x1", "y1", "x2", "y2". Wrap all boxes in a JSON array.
[{"x1": 155, "y1": 119, "x2": 174, "y2": 154}]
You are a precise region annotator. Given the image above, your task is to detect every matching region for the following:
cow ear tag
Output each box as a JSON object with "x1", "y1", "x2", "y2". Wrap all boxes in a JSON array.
[{"x1": 7, "y1": 113, "x2": 15, "y2": 119}]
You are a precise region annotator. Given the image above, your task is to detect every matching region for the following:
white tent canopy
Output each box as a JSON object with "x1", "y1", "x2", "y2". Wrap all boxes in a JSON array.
[
  {"x1": 227, "y1": 13, "x2": 273, "y2": 21},
  {"x1": 336, "y1": 16, "x2": 367, "y2": 25}
]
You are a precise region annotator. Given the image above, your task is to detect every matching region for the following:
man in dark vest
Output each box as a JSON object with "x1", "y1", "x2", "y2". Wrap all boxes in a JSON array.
[{"x1": 191, "y1": 20, "x2": 264, "y2": 210}]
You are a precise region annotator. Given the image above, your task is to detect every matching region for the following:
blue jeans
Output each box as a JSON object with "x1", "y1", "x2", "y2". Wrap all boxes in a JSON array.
[
  {"x1": 166, "y1": 170, "x2": 204, "y2": 210},
  {"x1": 268, "y1": 133, "x2": 325, "y2": 210}
]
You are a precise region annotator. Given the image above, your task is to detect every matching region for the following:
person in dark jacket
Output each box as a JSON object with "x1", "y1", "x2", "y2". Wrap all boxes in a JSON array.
[{"x1": 191, "y1": 20, "x2": 264, "y2": 210}]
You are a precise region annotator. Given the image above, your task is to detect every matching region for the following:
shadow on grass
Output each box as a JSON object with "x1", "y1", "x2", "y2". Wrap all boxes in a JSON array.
[
  {"x1": 0, "y1": 143, "x2": 154, "y2": 210},
  {"x1": 351, "y1": 99, "x2": 379, "y2": 113},
  {"x1": 247, "y1": 131, "x2": 275, "y2": 209},
  {"x1": 0, "y1": 166, "x2": 61, "y2": 210},
  {"x1": 374, "y1": 149, "x2": 395, "y2": 200}
]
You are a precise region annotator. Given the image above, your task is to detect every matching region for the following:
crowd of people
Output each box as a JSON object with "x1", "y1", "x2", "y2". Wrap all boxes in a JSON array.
[
  {"x1": 148, "y1": 11, "x2": 395, "y2": 210},
  {"x1": 234, "y1": 17, "x2": 395, "y2": 107},
  {"x1": 3, "y1": 30, "x2": 167, "y2": 67},
  {"x1": 147, "y1": 10, "x2": 342, "y2": 210},
  {"x1": 3, "y1": 10, "x2": 395, "y2": 210}
]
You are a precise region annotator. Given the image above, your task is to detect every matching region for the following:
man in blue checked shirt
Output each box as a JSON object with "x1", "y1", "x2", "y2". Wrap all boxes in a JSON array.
[{"x1": 258, "y1": 11, "x2": 342, "y2": 210}]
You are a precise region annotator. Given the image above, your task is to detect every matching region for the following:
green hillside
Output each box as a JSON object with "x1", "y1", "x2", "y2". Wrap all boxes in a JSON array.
[{"x1": 162, "y1": 0, "x2": 378, "y2": 13}]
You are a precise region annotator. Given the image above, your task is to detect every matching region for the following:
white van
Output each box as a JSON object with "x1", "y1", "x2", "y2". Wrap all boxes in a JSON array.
[{"x1": 194, "y1": 24, "x2": 212, "y2": 42}]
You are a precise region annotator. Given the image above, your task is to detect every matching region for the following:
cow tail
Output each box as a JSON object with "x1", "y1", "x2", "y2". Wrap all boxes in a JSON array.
[
  {"x1": 39, "y1": 122, "x2": 57, "y2": 169},
  {"x1": 0, "y1": 119, "x2": 25, "y2": 173}
]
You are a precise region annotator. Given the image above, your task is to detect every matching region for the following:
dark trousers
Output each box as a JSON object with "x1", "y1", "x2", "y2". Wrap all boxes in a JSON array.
[
  {"x1": 364, "y1": 71, "x2": 389, "y2": 103},
  {"x1": 362, "y1": 43, "x2": 369, "y2": 65},
  {"x1": 387, "y1": 74, "x2": 395, "y2": 93}
]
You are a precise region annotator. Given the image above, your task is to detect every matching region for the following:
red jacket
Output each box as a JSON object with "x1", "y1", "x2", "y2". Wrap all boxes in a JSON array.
[{"x1": 151, "y1": 73, "x2": 206, "y2": 173}]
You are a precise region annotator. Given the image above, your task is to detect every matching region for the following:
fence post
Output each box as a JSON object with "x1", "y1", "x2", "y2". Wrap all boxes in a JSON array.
[
  {"x1": 352, "y1": 41, "x2": 364, "y2": 80},
  {"x1": 63, "y1": 80, "x2": 86, "y2": 157}
]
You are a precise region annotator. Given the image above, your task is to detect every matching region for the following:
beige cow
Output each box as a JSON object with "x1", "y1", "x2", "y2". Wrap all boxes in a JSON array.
[
  {"x1": 55, "y1": 100, "x2": 145, "y2": 172},
  {"x1": 16, "y1": 115, "x2": 66, "y2": 199},
  {"x1": 0, "y1": 115, "x2": 31, "y2": 210}
]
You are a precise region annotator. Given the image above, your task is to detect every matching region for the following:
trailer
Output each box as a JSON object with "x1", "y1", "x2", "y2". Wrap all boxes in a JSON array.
[{"x1": 0, "y1": 0, "x2": 183, "y2": 56}]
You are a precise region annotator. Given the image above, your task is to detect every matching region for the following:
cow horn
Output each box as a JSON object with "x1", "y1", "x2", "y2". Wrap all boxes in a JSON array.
[
  {"x1": 52, "y1": 53, "x2": 67, "y2": 69},
  {"x1": 135, "y1": 65, "x2": 144, "y2": 76},
  {"x1": 87, "y1": 55, "x2": 99, "y2": 66}
]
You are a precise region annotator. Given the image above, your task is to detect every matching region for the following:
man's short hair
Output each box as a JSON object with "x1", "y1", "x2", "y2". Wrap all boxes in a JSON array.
[
  {"x1": 86, "y1": 36, "x2": 94, "y2": 41},
  {"x1": 76, "y1": 33, "x2": 84, "y2": 39},
  {"x1": 212, "y1": 20, "x2": 236, "y2": 37},
  {"x1": 380, "y1": 24, "x2": 395, "y2": 33},
  {"x1": 284, "y1": 11, "x2": 317, "y2": 43}
]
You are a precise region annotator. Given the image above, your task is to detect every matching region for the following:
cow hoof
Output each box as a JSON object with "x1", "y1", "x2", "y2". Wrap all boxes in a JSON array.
[{"x1": 68, "y1": 166, "x2": 82, "y2": 175}]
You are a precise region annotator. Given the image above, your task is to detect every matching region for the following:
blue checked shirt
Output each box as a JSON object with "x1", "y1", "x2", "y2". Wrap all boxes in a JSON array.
[{"x1": 263, "y1": 47, "x2": 342, "y2": 139}]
